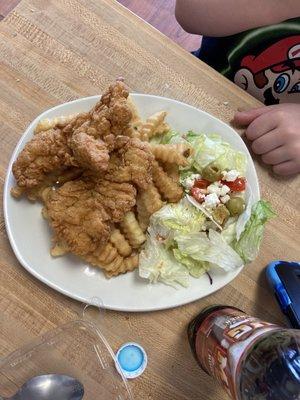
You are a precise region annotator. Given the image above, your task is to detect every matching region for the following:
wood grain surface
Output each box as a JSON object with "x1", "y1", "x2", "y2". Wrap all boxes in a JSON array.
[
  {"x1": 0, "y1": 0, "x2": 201, "y2": 51},
  {"x1": 0, "y1": 1, "x2": 299, "y2": 399}
]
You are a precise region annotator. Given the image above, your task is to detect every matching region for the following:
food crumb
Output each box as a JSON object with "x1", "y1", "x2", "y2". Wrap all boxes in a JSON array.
[
  {"x1": 16, "y1": 79, "x2": 20, "y2": 82},
  {"x1": 223, "y1": 101, "x2": 229, "y2": 106}
]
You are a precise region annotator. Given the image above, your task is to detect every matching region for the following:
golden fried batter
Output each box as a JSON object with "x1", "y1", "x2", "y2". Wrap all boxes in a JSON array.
[
  {"x1": 93, "y1": 179, "x2": 137, "y2": 222},
  {"x1": 11, "y1": 167, "x2": 83, "y2": 201},
  {"x1": 12, "y1": 129, "x2": 75, "y2": 189},
  {"x1": 10, "y1": 80, "x2": 185, "y2": 279},
  {"x1": 43, "y1": 180, "x2": 111, "y2": 257},
  {"x1": 43, "y1": 174, "x2": 136, "y2": 258},
  {"x1": 12, "y1": 82, "x2": 132, "y2": 196},
  {"x1": 105, "y1": 136, "x2": 154, "y2": 190},
  {"x1": 65, "y1": 81, "x2": 132, "y2": 139},
  {"x1": 69, "y1": 131, "x2": 109, "y2": 172}
]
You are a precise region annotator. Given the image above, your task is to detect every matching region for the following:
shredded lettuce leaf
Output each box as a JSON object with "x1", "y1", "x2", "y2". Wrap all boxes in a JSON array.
[
  {"x1": 151, "y1": 198, "x2": 206, "y2": 234},
  {"x1": 173, "y1": 249, "x2": 209, "y2": 278},
  {"x1": 139, "y1": 230, "x2": 189, "y2": 288},
  {"x1": 233, "y1": 200, "x2": 276, "y2": 263},
  {"x1": 235, "y1": 187, "x2": 253, "y2": 240},
  {"x1": 175, "y1": 229, "x2": 244, "y2": 272},
  {"x1": 150, "y1": 130, "x2": 183, "y2": 145},
  {"x1": 221, "y1": 222, "x2": 237, "y2": 245},
  {"x1": 185, "y1": 132, "x2": 247, "y2": 175},
  {"x1": 144, "y1": 129, "x2": 275, "y2": 288}
]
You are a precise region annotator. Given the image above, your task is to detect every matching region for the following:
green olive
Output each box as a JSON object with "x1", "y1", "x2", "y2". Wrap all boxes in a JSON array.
[
  {"x1": 212, "y1": 204, "x2": 230, "y2": 225},
  {"x1": 202, "y1": 164, "x2": 222, "y2": 182},
  {"x1": 226, "y1": 197, "x2": 245, "y2": 216}
]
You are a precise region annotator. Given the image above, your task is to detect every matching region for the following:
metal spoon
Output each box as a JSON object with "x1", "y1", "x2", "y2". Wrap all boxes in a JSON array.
[{"x1": 2, "y1": 374, "x2": 84, "y2": 400}]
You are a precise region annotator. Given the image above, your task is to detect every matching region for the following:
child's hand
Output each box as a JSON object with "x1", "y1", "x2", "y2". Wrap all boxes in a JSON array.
[{"x1": 234, "y1": 104, "x2": 300, "y2": 176}]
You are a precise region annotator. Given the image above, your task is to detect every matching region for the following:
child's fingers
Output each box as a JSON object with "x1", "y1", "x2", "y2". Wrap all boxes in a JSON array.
[
  {"x1": 273, "y1": 160, "x2": 300, "y2": 176},
  {"x1": 251, "y1": 129, "x2": 283, "y2": 155},
  {"x1": 245, "y1": 111, "x2": 278, "y2": 141},
  {"x1": 234, "y1": 106, "x2": 274, "y2": 126},
  {"x1": 261, "y1": 147, "x2": 290, "y2": 165}
]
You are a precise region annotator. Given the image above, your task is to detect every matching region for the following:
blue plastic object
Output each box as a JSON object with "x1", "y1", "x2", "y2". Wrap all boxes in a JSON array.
[
  {"x1": 266, "y1": 260, "x2": 300, "y2": 329},
  {"x1": 116, "y1": 343, "x2": 147, "y2": 379}
]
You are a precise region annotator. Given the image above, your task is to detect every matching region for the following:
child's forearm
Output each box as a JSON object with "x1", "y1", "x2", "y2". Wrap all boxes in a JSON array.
[{"x1": 175, "y1": 0, "x2": 300, "y2": 36}]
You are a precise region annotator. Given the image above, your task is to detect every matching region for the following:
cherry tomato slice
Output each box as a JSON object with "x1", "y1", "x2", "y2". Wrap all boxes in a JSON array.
[
  {"x1": 193, "y1": 178, "x2": 210, "y2": 189},
  {"x1": 190, "y1": 187, "x2": 205, "y2": 203},
  {"x1": 222, "y1": 177, "x2": 246, "y2": 192}
]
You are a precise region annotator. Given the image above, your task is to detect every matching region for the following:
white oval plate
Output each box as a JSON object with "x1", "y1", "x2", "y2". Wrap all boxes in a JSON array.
[{"x1": 4, "y1": 94, "x2": 260, "y2": 312}]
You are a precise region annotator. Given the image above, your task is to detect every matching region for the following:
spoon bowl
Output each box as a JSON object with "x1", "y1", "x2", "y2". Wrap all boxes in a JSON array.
[{"x1": 3, "y1": 374, "x2": 84, "y2": 400}]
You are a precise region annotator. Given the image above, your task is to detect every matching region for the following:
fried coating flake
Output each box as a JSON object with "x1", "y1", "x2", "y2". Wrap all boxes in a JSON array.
[
  {"x1": 12, "y1": 129, "x2": 75, "y2": 189},
  {"x1": 105, "y1": 136, "x2": 154, "y2": 190}
]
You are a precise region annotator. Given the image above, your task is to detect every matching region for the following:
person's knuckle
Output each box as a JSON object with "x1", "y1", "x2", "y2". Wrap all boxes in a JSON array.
[
  {"x1": 275, "y1": 109, "x2": 287, "y2": 122},
  {"x1": 283, "y1": 125, "x2": 296, "y2": 139},
  {"x1": 252, "y1": 140, "x2": 263, "y2": 154},
  {"x1": 289, "y1": 143, "x2": 300, "y2": 159},
  {"x1": 272, "y1": 164, "x2": 283, "y2": 175},
  {"x1": 246, "y1": 126, "x2": 256, "y2": 140},
  {"x1": 261, "y1": 153, "x2": 272, "y2": 164}
]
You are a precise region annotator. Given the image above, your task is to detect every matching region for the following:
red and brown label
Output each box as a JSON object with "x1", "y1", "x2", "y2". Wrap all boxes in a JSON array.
[{"x1": 194, "y1": 307, "x2": 278, "y2": 399}]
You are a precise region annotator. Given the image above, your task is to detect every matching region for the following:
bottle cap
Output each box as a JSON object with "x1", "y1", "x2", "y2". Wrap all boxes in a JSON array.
[{"x1": 116, "y1": 342, "x2": 147, "y2": 379}]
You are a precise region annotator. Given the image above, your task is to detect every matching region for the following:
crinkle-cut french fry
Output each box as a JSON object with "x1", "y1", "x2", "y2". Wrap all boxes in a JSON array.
[
  {"x1": 127, "y1": 96, "x2": 142, "y2": 127},
  {"x1": 136, "y1": 184, "x2": 164, "y2": 231},
  {"x1": 138, "y1": 111, "x2": 167, "y2": 141},
  {"x1": 160, "y1": 162, "x2": 180, "y2": 182},
  {"x1": 152, "y1": 161, "x2": 183, "y2": 203},
  {"x1": 85, "y1": 242, "x2": 119, "y2": 270},
  {"x1": 124, "y1": 96, "x2": 143, "y2": 138},
  {"x1": 124, "y1": 253, "x2": 139, "y2": 272},
  {"x1": 136, "y1": 196, "x2": 150, "y2": 232},
  {"x1": 120, "y1": 211, "x2": 146, "y2": 248},
  {"x1": 151, "y1": 143, "x2": 192, "y2": 166},
  {"x1": 102, "y1": 254, "x2": 125, "y2": 277},
  {"x1": 155, "y1": 122, "x2": 170, "y2": 135},
  {"x1": 110, "y1": 228, "x2": 132, "y2": 257},
  {"x1": 107, "y1": 254, "x2": 139, "y2": 277},
  {"x1": 34, "y1": 114, "x2": 78, "y2": 134},
  {"x1": 98, "y1": 243, "x2": 119, "y2": 264}
]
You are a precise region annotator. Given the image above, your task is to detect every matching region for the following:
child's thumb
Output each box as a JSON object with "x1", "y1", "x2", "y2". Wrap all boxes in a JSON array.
[{"x1": 234, "y1": 106, "x2": 271, "y2": 126}]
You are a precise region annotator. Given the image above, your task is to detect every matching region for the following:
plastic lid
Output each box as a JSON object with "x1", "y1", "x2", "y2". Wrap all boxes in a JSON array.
[
  {"x1": 116, "y1": 342, "x2": 147, "y2": 379},
  {"x1": 0, "y1": 302, "x2": 134, "y2": 400}
]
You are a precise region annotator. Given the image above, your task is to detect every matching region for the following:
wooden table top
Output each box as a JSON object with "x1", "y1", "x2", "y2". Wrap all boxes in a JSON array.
[{"x1": 0, "y1": 1, "x2": 299, "y2": 399}]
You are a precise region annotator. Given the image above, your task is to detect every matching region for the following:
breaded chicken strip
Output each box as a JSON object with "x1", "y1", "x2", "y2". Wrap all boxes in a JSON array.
[
  {"x1": 12, "y1": 129, "x2": 75, "y2": 189},
  {"x1": 43, "y1": 175, "x2": 136, "y2": 257},
  {"x1": 12, "y1": 82, "x2": 132, "y2": 195},
  {"x1": 43, "y1": 180, "x2": 111, "y2": 257},
  {"x1": 105, "y1": 136, "x2": 154, "y2": 190},
  {"x1": 63, "y1": 81, "x2": 132, "y2": 139},
  {"x1": 69, "y1": 131, "x2": 109, "y2": 172}
]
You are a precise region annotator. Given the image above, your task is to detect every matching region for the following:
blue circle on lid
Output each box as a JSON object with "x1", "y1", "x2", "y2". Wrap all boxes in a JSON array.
[
  {"x1": 116, "y1": 342, "x2": 147, "y2": 379},
  {"x1": 118, "y1": 345, "x2": 143, "y2": 372}
]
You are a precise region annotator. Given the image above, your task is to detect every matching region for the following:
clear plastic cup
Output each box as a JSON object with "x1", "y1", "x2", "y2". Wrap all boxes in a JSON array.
[{"x1": 0, "y1": 306, "x2": 133, "y2": 399}]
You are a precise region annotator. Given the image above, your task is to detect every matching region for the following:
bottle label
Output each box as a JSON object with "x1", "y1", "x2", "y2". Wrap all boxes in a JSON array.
[{"x1": 194, "y1": 307, "x2": 278, "y2": 399}]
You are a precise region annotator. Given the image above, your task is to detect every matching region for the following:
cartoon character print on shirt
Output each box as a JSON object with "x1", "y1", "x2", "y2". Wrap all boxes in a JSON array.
[{"x1": 234, "y1": 36, "x2": 300, "y2": 105}]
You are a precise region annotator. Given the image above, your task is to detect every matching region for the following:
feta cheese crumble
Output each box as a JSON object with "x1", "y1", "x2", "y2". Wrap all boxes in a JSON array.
[
  {"x1": 182, "y1": 174, "x2": 201, "y2": 190},
  {"x1": 207, "y1": 182, "x2": 230, "y2": 196},
  {"x1": 222, "y1": 169, "x2": 240, "y2": 182},
  {"x1": 204, "y1": 193, "x2": 220, "y2": 209},
  {"x1": 220, "y1": 194, "x2": 230, "y2": 204}
]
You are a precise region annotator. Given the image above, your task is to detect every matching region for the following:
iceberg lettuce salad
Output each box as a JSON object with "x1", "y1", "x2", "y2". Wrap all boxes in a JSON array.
[{"x1": 139, "y1": 131, "x2": 276, "y2": 288}]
